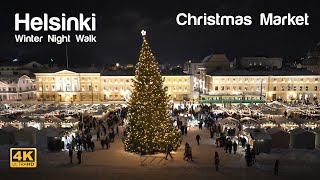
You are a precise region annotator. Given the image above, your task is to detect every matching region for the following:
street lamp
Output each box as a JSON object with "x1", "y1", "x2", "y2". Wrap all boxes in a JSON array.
[{"x1": 91, "y1": 80, "x2": 93, "y2": 105}]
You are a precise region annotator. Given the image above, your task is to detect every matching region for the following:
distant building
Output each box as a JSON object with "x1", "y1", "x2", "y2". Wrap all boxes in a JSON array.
[
  {"x1": 183, "y1": 60, "x2": 204, "y2": 75},
  {"x1": 0, "y1": 60, "x2": 43, "y2": 77},
  {"x1": 202, "y1": 68, "x2": 320, "y2": 102},
  {"x1": 34, "y1": 69, "x2": 194, "y2": 102},
  {"x1": 302, "y1": 42, "x2": 320, "y2": 73},
  {"x1": 237, "y1": 57, "x2": 283, "y2": 69},
  {"x1": 0, "y1": 75, "x2": 36, "y2": 101},
  {"x1": 202, "y1": 54, "x2": 230, "y2": 73}
]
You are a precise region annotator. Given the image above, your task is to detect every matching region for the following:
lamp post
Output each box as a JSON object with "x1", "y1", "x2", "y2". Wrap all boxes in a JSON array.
[
  {"x1": 41, "y1": 81, "x2": 44, "y2": 104},
  {"x1": 91, "y1": 80, "x2": 93, "y2": 105}
]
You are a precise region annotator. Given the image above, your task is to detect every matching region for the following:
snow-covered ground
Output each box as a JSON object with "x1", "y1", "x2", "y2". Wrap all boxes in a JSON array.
[{"x1": 0, "y1": 126, "x2": 319, "y2": 180}]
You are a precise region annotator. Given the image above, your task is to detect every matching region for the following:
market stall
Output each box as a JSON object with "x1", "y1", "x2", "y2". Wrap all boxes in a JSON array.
[
  {"x1": 14, "y1": 126, "x2": 38, "y2": 145},
  {"x1": 312, "y1": 129, "x2": 320, "y2": 148},
  {"x1": 290, "y1": 127, "x2": 315, "y2": 149},
  {"x1": 267, "y1": 127, "x2": 290, "y2": 149},
  {"x1": 273, "y1": 117, "x2": 298, "y2": 131},
  {"x1": 36, "y1": 127, "x2": 65, "y2": 151},
  {"x1": 245, "y1": 128, "x2": 272, "y2": 153},
  {"x1": 0, "y1": 129, "x2": 15, "y2": 145}
]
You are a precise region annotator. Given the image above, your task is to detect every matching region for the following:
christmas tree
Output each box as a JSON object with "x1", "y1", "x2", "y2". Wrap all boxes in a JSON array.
[{"x1": 124, "y1": 30, "x2": 181, "y2": 155}]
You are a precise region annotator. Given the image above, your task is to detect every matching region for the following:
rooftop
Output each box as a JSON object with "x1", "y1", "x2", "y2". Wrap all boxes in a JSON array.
[{"x1": 207, "y1": 68, "x2": 319, "y2": 76}]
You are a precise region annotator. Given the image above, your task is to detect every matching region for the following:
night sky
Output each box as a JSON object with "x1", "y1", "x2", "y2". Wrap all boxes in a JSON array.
[{"x1": 0, "y1": 0, "x2": 320, "y2": 66}]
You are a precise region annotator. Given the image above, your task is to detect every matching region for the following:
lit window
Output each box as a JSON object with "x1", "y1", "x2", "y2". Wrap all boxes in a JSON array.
[{"x1": 305, "y1": 86, "x2": 308, "y2": 91}]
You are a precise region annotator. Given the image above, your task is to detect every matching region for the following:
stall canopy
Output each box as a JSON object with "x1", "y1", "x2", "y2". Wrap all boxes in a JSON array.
[
  {"x1": 36, "y1": 127, "x2": 66, "y2": 149},
  {"x1": 289, "y1": 118, "x2": 308, "y2": 125},
  {"x1": 312, "y1": 129, "x2": 320, "y2": 148},
  {"x1": 290, "y1": 127, "x2": 315, "y2": 149},
  {"x1": 220, "y1": 117, "x2": 239, "y2": 125},
  {"x1": 267, "y1": 128, "x2": 290, "y2": 149},
  {"x1": 246, "y1": 128, "x2": 272, "y2": 153},
  {"x1": 14, "y1": 126, "x2": 38, "y2": 145},
  {"x1": 2, "y1": 125, "x2": 18, "y2": 133},
  {"x1": 0, "y1": 129, "x2": 15, "y2": 145}
]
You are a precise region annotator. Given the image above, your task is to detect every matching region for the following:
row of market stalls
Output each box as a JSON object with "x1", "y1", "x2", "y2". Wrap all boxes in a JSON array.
[
  {"x1": 220, "y1": 116, "x2": 320, "y2": 153},
  {"x1": 0, "y1": 116, "x2": 79, "y2": 130},
  {"x1": 0, "y1": 126, "x2": 76, "y2": 151}
]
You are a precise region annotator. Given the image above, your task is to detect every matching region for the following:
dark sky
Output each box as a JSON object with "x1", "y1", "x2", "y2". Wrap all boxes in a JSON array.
[{"x1": 0, "y1": 0, "x2": 320, "y2": 66}]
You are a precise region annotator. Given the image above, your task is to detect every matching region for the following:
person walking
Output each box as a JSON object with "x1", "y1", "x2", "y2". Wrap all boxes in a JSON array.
[
  {"x1": 165, "y1": 144, "x2": 173, "y2": 160},
  {"x1": 214, "y1": 152, "x2": 220, "y2": 171},
  {"x1": 196, "y1": 134, "x2": 201, "y2": 145},
  {"x1": 274, "y1": 160, "x2": 279, "y2": 175},
  {"x1": 232, "y1": 141, "x2": 238, "y2": 154},
  {"x1": 77, "y1": 150, "x2": 82, "y2": 164},
  {"x1": 183, "y1": 142, "x2": 190, "y2": 160},
  {"x1": 186, "y1": 146, "x2": 193, "y2": 161},
  {"x1": 228, "y1": 140, "x2": 232, "y2": 154},
  {"x1": 116, "y1": 126, "x2": 119, "y2": 135},
  {"x1": 100, "y1": 139, "x2": 105, "y2": 149},
  {"x1": 68, "y1": 148, "x2": 73, "y2": 164},
  {"x1": 90, "y1": 141, "x2": 95, "y2": 152},
  {"x1": 105, "y1": 137, "x2": 110, "y2": 149}
]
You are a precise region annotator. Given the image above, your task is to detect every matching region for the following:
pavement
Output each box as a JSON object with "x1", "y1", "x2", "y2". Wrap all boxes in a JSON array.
[{"x1": 0, "y1": 126, "x2": 319, "y2": 180}]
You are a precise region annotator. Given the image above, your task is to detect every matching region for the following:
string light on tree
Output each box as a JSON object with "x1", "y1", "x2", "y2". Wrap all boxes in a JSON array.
[{"x1": 124, "y1": 30, "x2": 181, "y2": 155}]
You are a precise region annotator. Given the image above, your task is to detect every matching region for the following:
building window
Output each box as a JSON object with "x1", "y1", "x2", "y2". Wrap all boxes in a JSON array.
[
  {"x1": 52, "y1": 85, "x2": 55, "y2": 91},
  {"x1": 315, "y1": 86, "x2": 318, "y2": 91},
  {"x1": 126, "y1": 79, "x2": 129, "y2": 83},
  {"x1": 281, "y1": 86, "x2": 284, "y2": 91},
  {"x1": 94, "y1": 85, "x2": 98, "y2": 91},
  {"x1": 256, "y1": 86, "x2": 260, "y2": 91},
  {"x1": 103, "y1": 79, "x2": 106, "y2": 83},
  {"x1": 305, "y1": 86, "x2": 308, "y2": 91},
  {"x1": 293, "y1": 86, "x2": 296, "y2": 91},
  {"x1": 103, "y1": 86, "x2": 106, "y2": 91},
  {"x1": 288, "y1": 86, "x2": 291, "y2": 91},
  {"x1": 184, "y1": 87, "x2": 187, "y2": 91},
  {"x1": 45, "y1": 85, "x2": 49, "y2": 91},
  {"x1": 109, "y1": 79, "x2": 112, "y2": 83},
  {"x1": 82, "y1": 85, "x2": 85, "y2": 91},
  {"x1": 184, "y1": 79, "x2": 187, "y2": 83},
  {"x1": 300, "y1": 86, "x2": 303, "y2": 91},
  {"x1": 215, "y1": 86, "x2": 218, "y2": 91},
  {"x1": 233, "y1": 86, "x2": 236, "y2": 91},
  {"x1": 315, "y1": 78, "x2": 318, "y2": 83},
  {"x1": 273, "y1": 86, "x2": 276, "y2": 91},
  {"x1": 221, "y1": 86, "x2": 224, "y2": 91},
  {"x1": 88, "y1": 85, "x2": 92, "y2": 91},
  {"x1": 239, "y1": 86, "x2": 242, "y2": 91},
  {"x1": 244, "y1": 86, "x2": 248, "y2": 91}
]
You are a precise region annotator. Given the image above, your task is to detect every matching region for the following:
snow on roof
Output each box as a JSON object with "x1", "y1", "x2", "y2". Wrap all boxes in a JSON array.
[
  {"x1": 267, "y1": 127, "x2": 288, "y2": 134},
  {"x1": 246, "y1": 128, "x2": 271, "y2": 140},
  {"x1": 290, "y1": 127, "x2": 306, "y2": 135}
]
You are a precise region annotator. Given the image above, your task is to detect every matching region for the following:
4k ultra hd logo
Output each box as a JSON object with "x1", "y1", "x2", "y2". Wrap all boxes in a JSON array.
[{"x1": 10, "y1": 148, "x2": 37, "y2": 168}]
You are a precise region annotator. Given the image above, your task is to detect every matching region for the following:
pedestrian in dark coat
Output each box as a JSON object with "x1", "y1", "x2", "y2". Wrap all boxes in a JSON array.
[
  {"x1": 274, "y1": 160, "x2": 279, "y2": 175},
  {"x1": 77, "y1": 150, "x2": 82, "y2": 164},
  {"x1": 101, "y1": 139, "x2": 105, "y2": 149},
  {"x1": 90, "y1": 141, "x2": 95, "y2": 152},
  {"x1": 196, "y1": 134, "x2": 201, "y2": 145},
  {"x1": 116, "y1": 126, "x2": 119, "y2": 135},
  {"x1": 232, "y1": 141, "x2": 238, "y2": 154},
  {"x1": 69, "y1": 148, "x2": 73, "y2": 164},
  {"x1": 228, "y1": 140, "x2": 232, "y2": 154},
  {"x1": 165, "y1": 144, "x2": 173, "y2": 160},
  {"x1": 214, "y1": 152, "x2": 219, "y2": 171}
]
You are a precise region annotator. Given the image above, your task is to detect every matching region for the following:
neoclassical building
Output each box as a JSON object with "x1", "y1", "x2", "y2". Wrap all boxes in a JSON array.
[
  {"x1": 34, "y1": 69, "x2": 193, "y2": 102},
  {"x1": 203, "y1": 69, "x2": 320, "y2": 102}
]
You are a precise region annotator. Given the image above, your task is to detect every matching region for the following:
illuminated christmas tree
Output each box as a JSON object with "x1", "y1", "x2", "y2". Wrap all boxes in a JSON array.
[{"x1": 124, "y1": 30, "x2": 181, "y2": 155}]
